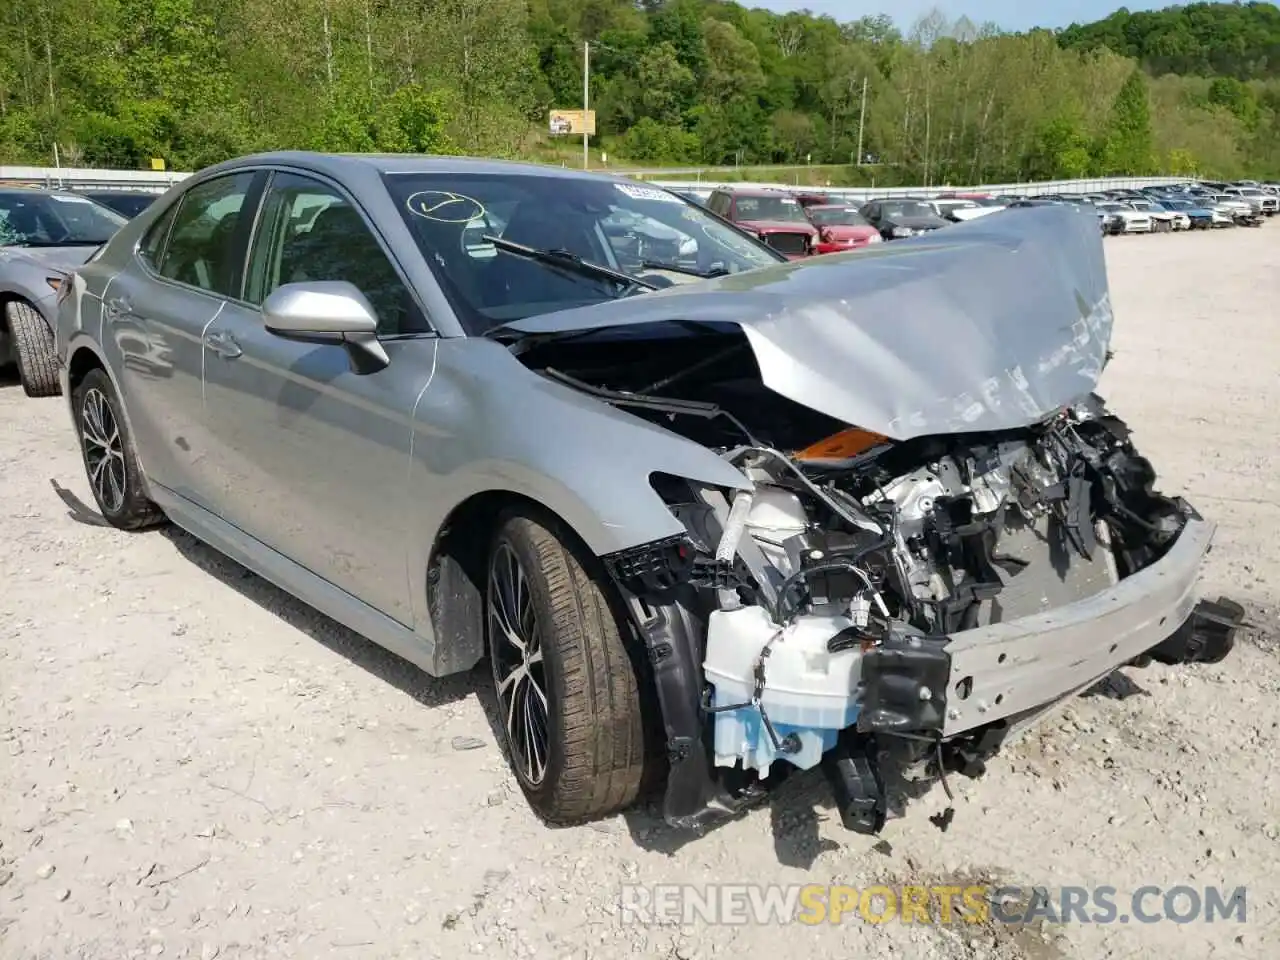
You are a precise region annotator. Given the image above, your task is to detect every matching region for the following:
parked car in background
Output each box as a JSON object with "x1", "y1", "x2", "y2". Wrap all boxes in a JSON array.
[
  {"x1": 1207, "y1": 193, "x2": 1262, "y2": 226},
  {"x1": 1222, "y1": 186, "x2": 1278, "y2": 216},
  {"x1": 925, "y1": 197, "x2": 1002, "y2": 222},
  {"x1": 858, "y1": 197, "x2": 950, "y2": 240},
  {"x1": 1158, "y1": 198, "x2": 1215, "y2": 230},
  {"x1": 804, "y1": 204, "x2": 882, "y2": 253},
  {"x1": 705, "y1": 188, "x2": 816, "y2": 258},
  {"x1": 1, "y1": 188, "x2": 128, "y2": 396},
  {"x1": 77, "y1": 190, "x2": 161, "y2": 219},
  {"x1": 1094, "y1": 201, "x2": 1152, "y2": 234},
  {"x1": 1126, "y1": 199, "x2": 1186, "y2": 232}
]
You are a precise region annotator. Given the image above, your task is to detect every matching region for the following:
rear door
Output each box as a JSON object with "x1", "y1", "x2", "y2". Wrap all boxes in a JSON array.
[
  {"x1": 198, "y1": 169, "x2": 437, "y2": 622},
  {"x1": 103, "y1": 170, "x2": 264, "y2": 507}
]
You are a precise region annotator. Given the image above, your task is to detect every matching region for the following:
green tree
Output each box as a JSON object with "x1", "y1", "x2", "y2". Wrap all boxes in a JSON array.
[{"x1": 1095, "y1": 69, "x2": 1155, "y2": 174}]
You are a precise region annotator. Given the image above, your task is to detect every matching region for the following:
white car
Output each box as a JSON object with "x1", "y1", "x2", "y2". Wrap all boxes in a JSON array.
[
  {"x1": 926, "y1": 198, "x2": 1004, "y2": 222},
  {"x1": 1095, "y1": 202, "x2": 1152, "y2": 234},
  {"x1": 1129, "y1": 200, "x2": 1189, "y2": 232},
  {"x1": 1223, "y1": 186, "x2": 1278, "y2": 215},
  {"x1": 1208, "y1": 193, "x2": 1256, "y2": 219}
]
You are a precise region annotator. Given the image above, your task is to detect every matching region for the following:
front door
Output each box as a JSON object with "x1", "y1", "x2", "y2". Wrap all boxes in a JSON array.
[
  {"x1": 199, "y1": 170, "x2": 437, "y2": 623},
  {"x1": 105, "y1": 171, "x2": 261, "y2": 507}
]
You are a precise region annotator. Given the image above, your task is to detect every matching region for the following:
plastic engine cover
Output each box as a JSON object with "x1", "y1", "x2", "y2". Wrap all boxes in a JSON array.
[{"x1": 703, "y1": 605, "x2": 864, "y2": 777}]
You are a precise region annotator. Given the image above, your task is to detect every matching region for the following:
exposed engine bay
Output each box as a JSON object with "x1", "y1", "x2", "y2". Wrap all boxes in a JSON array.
[{"x1": 511, "y1": 324, "x2": 1242, "y2": 835}]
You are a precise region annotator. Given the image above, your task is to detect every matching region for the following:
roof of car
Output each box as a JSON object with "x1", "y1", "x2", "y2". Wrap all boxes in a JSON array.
[
  {"x1": 708, "y1": 185, "x2": 797, "y2": 197},
  {"x1": 0, "y1": 187, "x2": 85, "y2": 200},
  {"x1": 193, "y1": 150, "x2": 647, "y2": 184}
]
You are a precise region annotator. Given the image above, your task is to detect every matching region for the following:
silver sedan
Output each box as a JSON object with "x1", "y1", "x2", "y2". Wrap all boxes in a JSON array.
[{"x1": 55, "y1": 152, "x2": 1239, "y2": 836}]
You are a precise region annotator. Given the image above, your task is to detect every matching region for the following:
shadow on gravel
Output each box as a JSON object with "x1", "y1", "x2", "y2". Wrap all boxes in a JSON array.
[
  {"x1": 0, "y1": 365, "x2": 20, "y2": 388},
  {"x1": 157, "y1": 524, "x2": 475, "y2": 711},
  {"x1": 49, "y1": 479, "x2": 112, "y2": 527}
]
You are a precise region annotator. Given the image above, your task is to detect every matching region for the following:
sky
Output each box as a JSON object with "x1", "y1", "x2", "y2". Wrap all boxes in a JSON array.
[{"x1": 753, "y1": 1, "x2": 1164, "y2": 33}]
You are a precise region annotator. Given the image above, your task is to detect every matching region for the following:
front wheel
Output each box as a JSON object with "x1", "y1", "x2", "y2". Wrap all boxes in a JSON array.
[
  {"x1": 72, "y1": 368, "x2": 165, "y2": 530},
  {"x1": 486, "y1": 509, "x2": 648, "y2": 824},
  {"x1": 6, "y1": 301, "x2": 60, "y2": 398}
]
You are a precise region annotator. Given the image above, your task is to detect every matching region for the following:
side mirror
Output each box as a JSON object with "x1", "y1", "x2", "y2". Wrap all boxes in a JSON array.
[{"x1": 262, "y1": 281, "x2": 388, "y2": 374}]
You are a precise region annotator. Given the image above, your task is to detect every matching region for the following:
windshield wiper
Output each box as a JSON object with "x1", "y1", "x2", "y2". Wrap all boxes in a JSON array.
[
  {"x1": 638, "y1": 260, "x2": 729, "y2": 279},
  {"x1": 482, "y1": 235, "x2": 658, "y2": 292}
]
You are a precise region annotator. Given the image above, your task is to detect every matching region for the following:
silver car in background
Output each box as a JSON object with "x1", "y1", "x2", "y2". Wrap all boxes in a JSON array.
[
  {"x1": 54, "y1": 152, "x2": 1241, "y2": 837},
  {"x1": 1, "y1": 189, "x2": 127, "y2": 396}
]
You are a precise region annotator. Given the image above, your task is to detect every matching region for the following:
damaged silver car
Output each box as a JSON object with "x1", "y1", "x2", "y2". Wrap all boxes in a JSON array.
[{"x1": 55, "y1": 153, "x2": 1242, "y2": 835}]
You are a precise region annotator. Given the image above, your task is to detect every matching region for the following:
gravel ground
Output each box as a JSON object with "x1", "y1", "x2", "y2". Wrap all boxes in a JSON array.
[{"x1": 2, "y1": 225, "x2": 1278, "y2": 960}]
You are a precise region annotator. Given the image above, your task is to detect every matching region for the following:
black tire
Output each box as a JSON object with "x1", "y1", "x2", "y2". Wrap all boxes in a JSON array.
[
  {"x1": 72, "y1": 368, "x2": 165, "y2": 530},
  {"x1": 486, "y1": 508, "x2": 647, "y2": 824},
  {"x1": 6, "y1": 300, "x2": 61, "y2": 398}
]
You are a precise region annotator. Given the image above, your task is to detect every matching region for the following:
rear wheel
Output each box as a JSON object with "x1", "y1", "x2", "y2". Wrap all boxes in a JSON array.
[
  {"x1": 486, "y1": 508, "x2": 647, "y2": 824},
  {"x1": 72, "y1": 368, "x2": 165, "y2": 530},
  {"x1": 6, "y1": 301, "x2": 60, "y2": 398}
]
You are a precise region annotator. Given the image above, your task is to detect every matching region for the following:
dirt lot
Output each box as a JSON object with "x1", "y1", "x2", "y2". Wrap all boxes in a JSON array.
[{"x1": 2, "y1": 226, "x2": 1278, "y2": 960}]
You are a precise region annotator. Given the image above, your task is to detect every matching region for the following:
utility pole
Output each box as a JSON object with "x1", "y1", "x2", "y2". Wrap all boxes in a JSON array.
[
  {"x1": 583, "y1": 41, "x2": 590, "y2": 171},
  {"x1": 856, "y1": 75, "x2": 868, "y2": 166}
]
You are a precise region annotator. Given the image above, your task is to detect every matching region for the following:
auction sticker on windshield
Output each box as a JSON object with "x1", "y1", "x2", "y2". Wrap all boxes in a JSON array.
[
  {"x1": 405, "y1": 190, "x2": 487, "y2": 223},
  {"x1": 614, "y1": 183, "x2": 683, "y2": 204}
]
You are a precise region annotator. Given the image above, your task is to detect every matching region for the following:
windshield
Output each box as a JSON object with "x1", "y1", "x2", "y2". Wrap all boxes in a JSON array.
[
  {"x1": 383, "y1": 173, "x2": 784, "y2": 335},
  {"x1": 731, "y1": 194, "x2": 809, "y2": 223},
  {"x1": 808, "y1": 207, "x2": 869, "y2": 227},
  {"x1": 1097, "y1": 203, "x2": 1122, "y2": 212},
  {"x1": 0, "y1": 191, "x2": 127, "y2": 246},
  {"x1": 89, "y1": 193, "x2": 157, "y2": 218},
  {"x1": 934, "y1": 200, "x2": 978, "y2": 212},
  {"x1": 880, "y1": 200, "x2": 936, "y2": 218}
]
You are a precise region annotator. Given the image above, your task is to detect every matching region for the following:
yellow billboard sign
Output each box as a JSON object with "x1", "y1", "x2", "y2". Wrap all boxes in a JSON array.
[
  {"x1": 549, "y1": 110, "x2": 596, "y2": 136},
  {"x1": 150, "y1": 158, "x2": 166, "y2": 171}
]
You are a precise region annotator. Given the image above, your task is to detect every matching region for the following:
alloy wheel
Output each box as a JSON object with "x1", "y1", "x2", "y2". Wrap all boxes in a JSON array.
[
  {"x1": 488, "y1": 541, "x2": 550, "y2": 786},
  {"x1": 81, "y1": 387, "x2": 126, "y2": 514}
]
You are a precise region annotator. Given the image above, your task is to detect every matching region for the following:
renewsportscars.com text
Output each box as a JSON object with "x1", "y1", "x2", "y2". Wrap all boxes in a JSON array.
[{"x1": 618, "y1": 883, "x2": 1248, "y2": 926}]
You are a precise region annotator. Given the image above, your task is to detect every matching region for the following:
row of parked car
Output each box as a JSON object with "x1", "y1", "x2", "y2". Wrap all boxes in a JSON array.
[{"x1": 669, "y1": 177, "x2": 1276, "y2": 257}]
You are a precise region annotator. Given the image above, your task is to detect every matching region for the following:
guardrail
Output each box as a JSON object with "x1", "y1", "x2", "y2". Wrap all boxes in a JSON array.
[
  {"x1": 645, "y1": 175, "x2": 1199, "y2": 200},
  {"x1": 0, "y1": 165, "x2": 188, "y2": 192},
  {"x1": 0, "y1": 163, "x2": 1197, "y2": 199}
]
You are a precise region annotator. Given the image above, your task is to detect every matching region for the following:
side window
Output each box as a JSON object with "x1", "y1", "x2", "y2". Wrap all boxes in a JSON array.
[
  {"x1": 157, "y1": 173, "x2": 257, "y2": 296},
  {"x1": 138, "y1": 201, "x2": 180, "y2": 272},
  {"x1": 245, "y1": 172, "x2": 428, "y2": 337},
  {"x1": 709, "y1": 193, "x2": 728, "y2": 217}
]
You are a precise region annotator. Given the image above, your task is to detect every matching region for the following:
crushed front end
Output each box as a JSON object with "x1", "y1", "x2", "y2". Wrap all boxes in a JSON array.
[{"x1": 602, "y1": 394, "x2": 1238, "y2": 834}]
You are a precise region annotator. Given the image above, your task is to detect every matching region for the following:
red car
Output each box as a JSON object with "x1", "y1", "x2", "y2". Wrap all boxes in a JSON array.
[
  {"x1": 805, "y1": 204, "x2": 883, "y2": 254},
  {"x1": 704, "y1": 188, "x2": 817, "y2": 258}
]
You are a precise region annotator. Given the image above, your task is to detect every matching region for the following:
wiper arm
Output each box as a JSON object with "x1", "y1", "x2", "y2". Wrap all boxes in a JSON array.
[
  {"x1": 482, "y1": 235, "x2": 658, "y2": 292},
  {"x1": 638, "y1": 260, "x2": 729, "y2": 279}
]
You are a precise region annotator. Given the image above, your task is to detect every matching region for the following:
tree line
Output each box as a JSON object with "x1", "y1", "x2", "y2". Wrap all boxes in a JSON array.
[{"x1": 1, "y1": 0, "x2": 1278, "y2": 183}]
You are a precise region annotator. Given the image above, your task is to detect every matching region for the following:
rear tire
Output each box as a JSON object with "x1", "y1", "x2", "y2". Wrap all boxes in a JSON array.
[
  {"x1": 6, "y1": 301, "x2": 61, "y2": 398},
  {"x1": 486, "y1": 508, "x2": 647, "y2": 824},
  {"x1": 72, "y1": 368, "x2": 165, "y2": 530}
]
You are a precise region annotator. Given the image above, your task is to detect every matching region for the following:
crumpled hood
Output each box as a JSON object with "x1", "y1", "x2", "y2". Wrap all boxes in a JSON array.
[
  {"x1": 490, "y1": 204, "x2": 1112, "y2": 441},
  {"x1": 0, "y1": 244, "x2": 98, "y2": 274}
]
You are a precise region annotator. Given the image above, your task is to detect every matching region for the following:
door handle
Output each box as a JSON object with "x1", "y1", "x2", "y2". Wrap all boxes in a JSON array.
[{"x1": 204, "y1": 331, "x2": 242, "y2": 359}]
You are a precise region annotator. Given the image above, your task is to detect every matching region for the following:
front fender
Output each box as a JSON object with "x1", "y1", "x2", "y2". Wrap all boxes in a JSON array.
[{"x1": 404, "y1": 338, "x2": 753, "y2": 630}]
